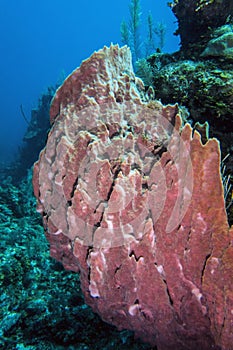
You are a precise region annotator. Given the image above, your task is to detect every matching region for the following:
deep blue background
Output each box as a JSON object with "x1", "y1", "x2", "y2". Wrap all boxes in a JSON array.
[{"x1": 0, "y1": 0, "x2": 179, "y2": 164}]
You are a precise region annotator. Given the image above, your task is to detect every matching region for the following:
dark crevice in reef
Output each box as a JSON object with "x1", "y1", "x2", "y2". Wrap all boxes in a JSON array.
[
  {"x1": 153, "y1": 145, "x2": 167, "y2": 158},
  {"x1": 69, "y1": 175, "x2": 80, "y2": 200},
  {"x1": 105, "y1": 165, "x2": 122, "y2": 202},
  {"x1": 201, "y1": 253, "x2": 211, "y2": 285},
  {"x1": 109, "y1": 131, "x2": 121, "y2": 139},
  {"x1": 129, "y1": 250, "x2": 143, "y2": 262},
  {"x1": 114, "y1": 264, "x2": 122, "y2": 274},
  {"x1": 219, "y1": 312, "x2": 226, "y2": 340},
  {"x1": 155, "y1": 262, "x2": 174, "y2": 307},
  {"x1": 93, "y1": 207, "x2": 105, "y2": 233},
  {"x1": 131, "y1": 163, "x2": 143, "y2": 173},
  {"x1": 142, "y1": 181, "x2": 149, "y2": 191},
  {"x1": 184, "y1": 229, "x2": 192, "y2": 257},
  {"x1": 164, "y1": 282, "x2": 174, "y2": 307}
]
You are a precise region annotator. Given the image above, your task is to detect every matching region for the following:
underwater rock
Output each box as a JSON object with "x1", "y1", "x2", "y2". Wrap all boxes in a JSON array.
[
  {"x1": 201, "y1": 25, "x2": 233, "y2": 59},
  {"x1": 146, "y1": 54, "x2": 233, "y2": 176},
  {"x1": 169, "y1": 0, "x2": 233, "y2": 55},
  {"x1": 33, "y1": 45, "x2": 233, "y2": 350}
]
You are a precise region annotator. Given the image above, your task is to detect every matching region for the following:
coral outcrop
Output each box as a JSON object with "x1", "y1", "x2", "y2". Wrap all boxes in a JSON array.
[
  {"x1": 33, "y1": 45, "x2": 233, "y2": 350},
  {"x1": 142, "y1": 3, "x2": 233, "y2": 200},
  {"x1": 170, "y1": 0, "x2": 233, "y2": 54},
  {"x1": 147, "y1": 56, "x2": 233, "y2": 156},
  {"x1": 201, "y1": 24, "x2": 233, "y2": 59}
]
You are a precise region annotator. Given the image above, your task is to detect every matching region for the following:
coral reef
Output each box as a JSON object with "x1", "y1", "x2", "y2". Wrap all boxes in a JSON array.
[
  {"x1": 148, "y1": 56, "x2": 233, "y2": 150},
  {"x1": 33, "y1": 45, "x2": 233, "y2": 350},
  {"x1": 201, "y1": 24, "x2": 233, "y2": 59},
  {"x1": 169, "y1": 0, "x2": 233, "y2": 55}
]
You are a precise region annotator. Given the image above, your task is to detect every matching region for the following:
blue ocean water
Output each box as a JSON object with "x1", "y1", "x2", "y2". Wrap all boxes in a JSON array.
[{"x1": 0, "y1": 0, "x2": 179, "y2": 165}]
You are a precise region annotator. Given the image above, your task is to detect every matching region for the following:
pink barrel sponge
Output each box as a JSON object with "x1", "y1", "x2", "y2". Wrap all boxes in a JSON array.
[{"x1": 33, "y1": 45, "x2": 233, "y2": 350}]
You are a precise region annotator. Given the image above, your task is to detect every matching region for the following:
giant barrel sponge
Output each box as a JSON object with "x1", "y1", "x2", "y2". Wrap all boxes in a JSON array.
[{"x1": 33, "y1": 45, "x2": 233, "y2": 350}]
